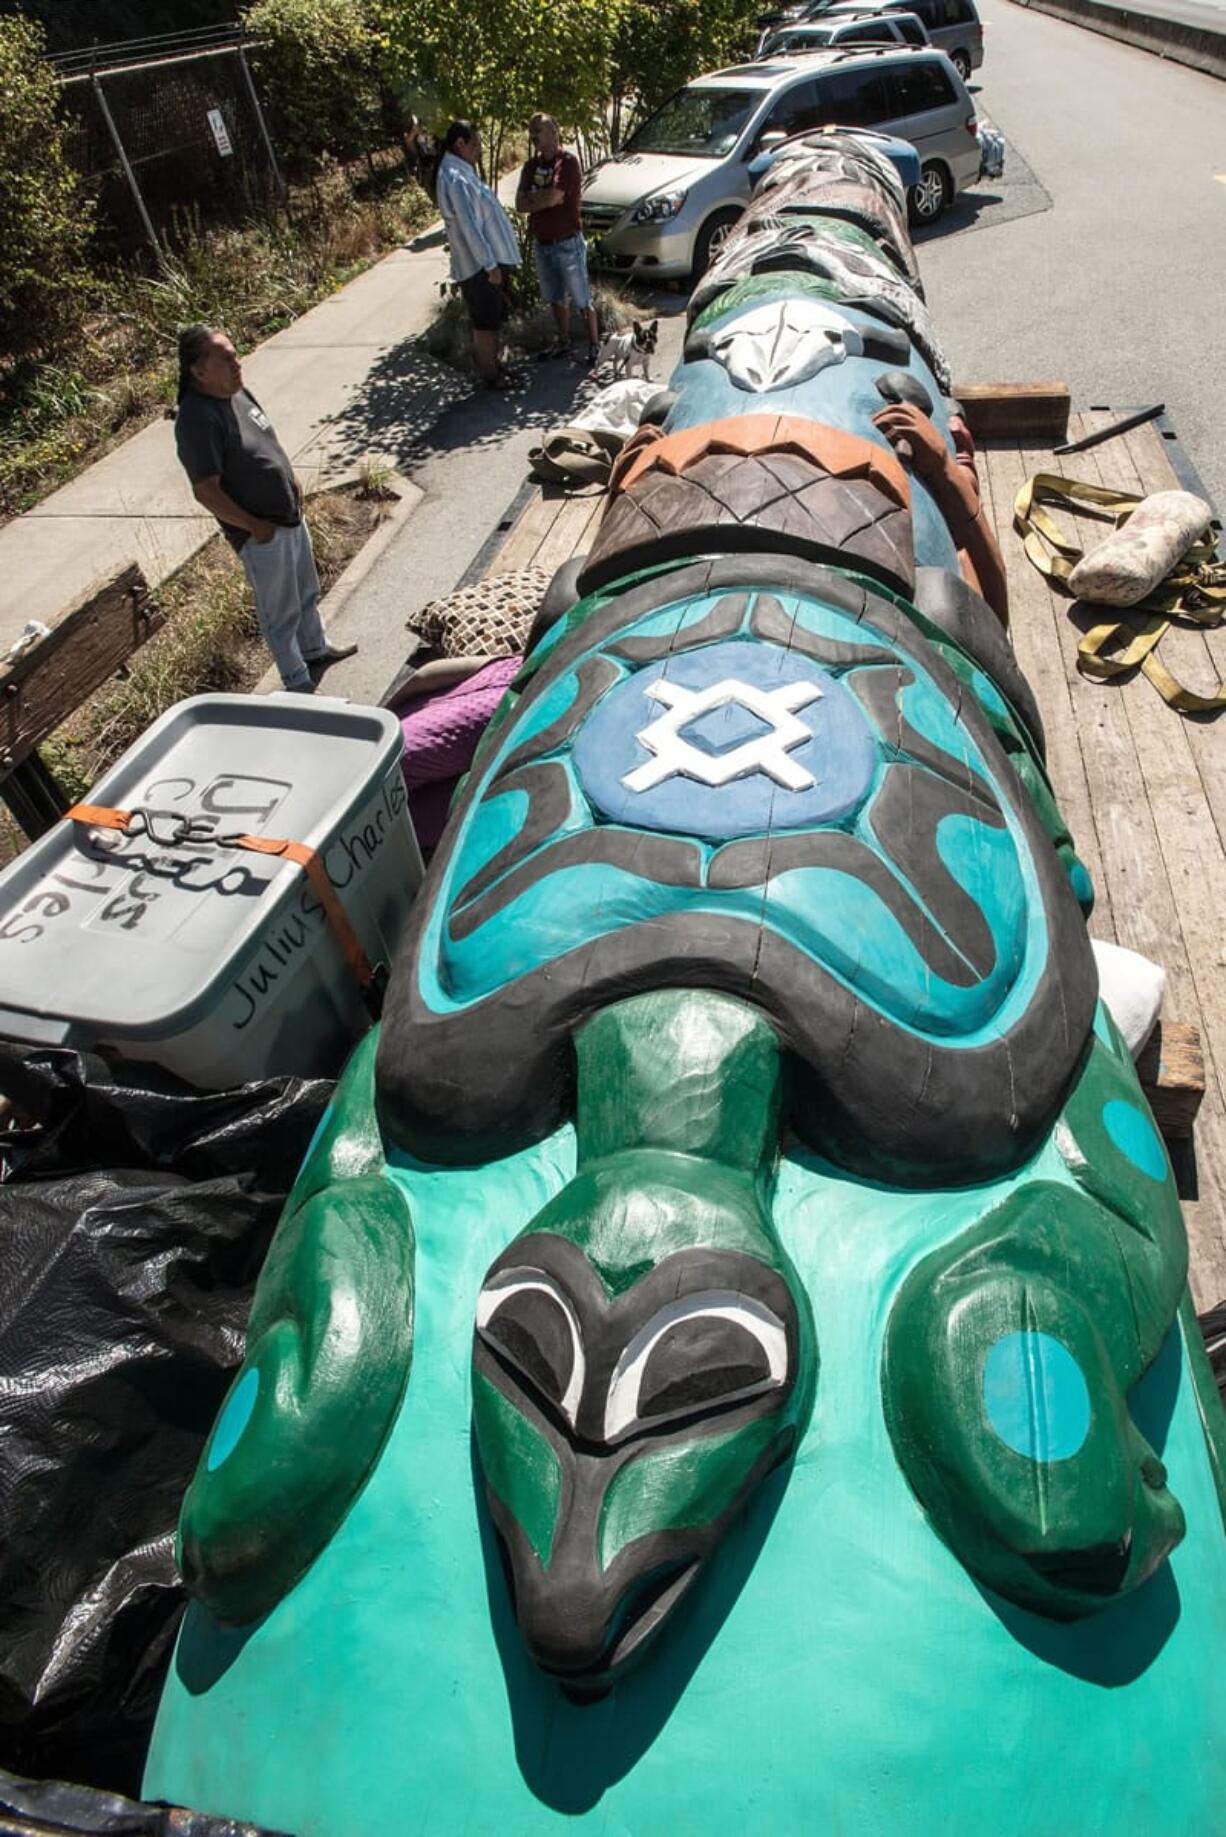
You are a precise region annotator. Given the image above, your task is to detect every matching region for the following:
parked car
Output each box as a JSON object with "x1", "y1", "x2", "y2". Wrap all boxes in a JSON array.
[
  {"x1": 579, "y1": 46, "x2": 987, "y2": 281},
  {"x1": 758, "y1": 13, "x2": 931, "y2": 56},
  {"x1": 820, "y1": 0, "x2": 984, "y2": 78}
]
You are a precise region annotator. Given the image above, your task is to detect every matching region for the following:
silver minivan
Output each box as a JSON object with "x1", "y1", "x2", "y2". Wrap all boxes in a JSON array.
[{"x1": 580, "y1": 48, "x2": 986, "y2": 281}]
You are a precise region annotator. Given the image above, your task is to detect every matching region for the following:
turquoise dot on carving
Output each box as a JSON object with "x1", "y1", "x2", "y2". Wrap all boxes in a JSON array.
[
  {"x1": 207, "y1": 1367, "x2": 260, "y2": 1473},
  {"x1": 983, "y1": 1331, "x2": 1091, "y2": 1462},
  {"x1": 1069, "y1": 859, "x2": 1094, "y2": 911},
  {"x1": 1102, "y1": 1098, "x2": 1167, "y2": 1181}
]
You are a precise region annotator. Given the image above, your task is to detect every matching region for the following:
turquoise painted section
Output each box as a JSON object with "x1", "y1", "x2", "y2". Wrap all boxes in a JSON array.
[
  {"x1": 145, "y1": 1129, "x2": 1226, "y2": 1836},
  {"x1": 757, "y1": 851, "x2": 1016, "y2": 1035},
  {"x1": 1092, "y1": 1002, "x2": 1116, "y2": 1051},
  {"x1": 983, "y1": 1331, "x2": 1092, "y2": 1463},
  {"x1": 1103, "y1": 1100, "x2": 1169, "y2": 1183},
  {"x1": 205, "y1": 1368, "x2": 260, "y2": 1474},
  {"x1": 1070, "y1": 859, "x2": 1095, "y2": 911},
  {"x1": 665, "y1": 301, "x2": 959, "y2": 574},
  {"x1": 425, "y1": 584, "x2": 1050, "y2": 1048}
]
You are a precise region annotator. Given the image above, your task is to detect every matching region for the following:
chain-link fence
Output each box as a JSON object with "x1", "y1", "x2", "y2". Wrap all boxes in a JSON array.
[{"x1": 53, "y1": 30, "x2": 284, "y2": 260}]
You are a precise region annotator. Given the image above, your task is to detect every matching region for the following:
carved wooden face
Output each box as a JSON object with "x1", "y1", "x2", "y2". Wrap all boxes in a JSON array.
[{"x1": 472, "y1": 1231, "x2": 802, "y2": 1688}]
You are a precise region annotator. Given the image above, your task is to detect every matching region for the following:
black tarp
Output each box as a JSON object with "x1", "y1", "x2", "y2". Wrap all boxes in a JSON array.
[
  {"x1": 0, "y1": 1767, "x2": 288, "y2": 1835},
  {"x1": 0, "y1": 1045, "x2": 330, "y2": 1800}
]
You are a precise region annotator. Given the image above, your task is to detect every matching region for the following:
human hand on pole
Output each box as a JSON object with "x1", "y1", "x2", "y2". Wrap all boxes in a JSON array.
[{"x1": 872, "y1": 402, "x2": 948, "y2": 482}]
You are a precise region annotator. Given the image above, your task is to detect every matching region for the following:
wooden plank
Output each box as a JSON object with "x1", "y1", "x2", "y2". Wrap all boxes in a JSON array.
[
  {"x1": 530, "y1": 489, "x2": 606, "y2": 579},
  {"x1": 487, "y1": 485, "x2": 568, "y2": 574},
  {"x1": 956, "y1": 383, "x2": 1070, "y2": 442},
  {"x1": 1136, "y1": 1020, "x2": 1205, "y2": 1140},
  {"x1": 0, "y1": 565, "x2": 161, "y2": 776},
  {"x1": 1182, "y1": 1102, "x2": 1226, "y2": 1308},
  {"x1": 1123, "y1": 417, "x2": 1226, "y2": 865},
  {"x1": 1078, "y1": 416, "x2": 1225, "y2": 1072},
  {"x1": 1082, "y1": 415, "x2": 1226, "y2": 1297},
  {"x1": 1021, "y1": 419, "x2": 1188, "y2": 978},
  {"x1": 985, "y1": 435, "x2": 1113, "y2": 937},
  {"x1": 1041, "y1": 412, "x2": 1226, "y2": 1299}
]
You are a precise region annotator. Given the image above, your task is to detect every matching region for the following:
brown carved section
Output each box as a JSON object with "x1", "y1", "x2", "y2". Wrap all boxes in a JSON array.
[
  {"x1": 580, "y1": 416, "x2": 914, "y2": 597},
  {"x1": 607, "y1": 414, "x2": 911, "y2": 506}
]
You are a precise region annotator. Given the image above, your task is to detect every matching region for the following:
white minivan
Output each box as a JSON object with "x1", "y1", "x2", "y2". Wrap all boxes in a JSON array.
[{"x1": 580, "y1": 48, "x2": 987, "y2": 282}]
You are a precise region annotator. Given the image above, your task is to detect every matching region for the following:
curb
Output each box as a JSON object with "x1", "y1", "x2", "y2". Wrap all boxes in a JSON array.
[{"x1": 1011, "y1": 0, "x2": 1226, "y2": 79}]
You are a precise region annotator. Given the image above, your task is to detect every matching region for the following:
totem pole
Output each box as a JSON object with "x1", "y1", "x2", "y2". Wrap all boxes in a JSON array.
[{"x1": 146, "y1": 131, "x2": 1226, "y2": 1837}]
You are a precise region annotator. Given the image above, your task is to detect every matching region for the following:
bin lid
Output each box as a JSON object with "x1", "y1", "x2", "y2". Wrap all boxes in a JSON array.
[{"x1": 0, "y1": 695, "x2": 406, "y2": 1036}]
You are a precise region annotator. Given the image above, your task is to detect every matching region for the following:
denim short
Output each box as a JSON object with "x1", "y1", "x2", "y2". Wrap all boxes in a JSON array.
[{"x1": 534, "y1": 233, "x2": 591, "y2": 310}]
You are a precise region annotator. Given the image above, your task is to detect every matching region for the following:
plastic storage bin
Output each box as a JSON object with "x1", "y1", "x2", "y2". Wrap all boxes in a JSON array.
[{"x1": 0, "y1": 694, "x2": 423, "y2": 1088}]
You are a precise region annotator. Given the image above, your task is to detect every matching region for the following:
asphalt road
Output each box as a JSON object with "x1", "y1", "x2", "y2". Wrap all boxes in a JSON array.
[{"x1": 918, "y1": 0, "x2": 1226, "y2": 508}]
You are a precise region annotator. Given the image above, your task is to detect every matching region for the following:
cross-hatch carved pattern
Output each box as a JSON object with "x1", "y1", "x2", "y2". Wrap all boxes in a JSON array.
[{"x1": 586, "y1": 454, "x2": 915, "y2": 592}]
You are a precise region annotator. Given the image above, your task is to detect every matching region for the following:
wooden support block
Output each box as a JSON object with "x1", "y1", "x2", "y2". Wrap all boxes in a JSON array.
[
  {"x1": 0, "y1": 564, "x2": 163, "y2": 777},
  {"x1": 954, "y1": 383, "x2": 1071, "y2": 443},
  {"x1": 1136, "y1": 1019, "x2": 1205, "y2": 1140}
]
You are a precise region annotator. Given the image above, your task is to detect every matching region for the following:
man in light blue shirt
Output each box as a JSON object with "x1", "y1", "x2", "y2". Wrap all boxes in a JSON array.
[{"x1": 435, "y1": 121, "x2": 521, "y2": 389}]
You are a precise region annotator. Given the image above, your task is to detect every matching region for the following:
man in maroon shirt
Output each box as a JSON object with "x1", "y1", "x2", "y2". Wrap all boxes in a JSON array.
[{"x1": 516, "y1": 114, "x2": 599, "y2": 365}]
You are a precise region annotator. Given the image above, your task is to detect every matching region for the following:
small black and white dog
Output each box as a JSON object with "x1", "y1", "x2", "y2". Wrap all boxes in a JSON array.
[{"x1": 596, "y1": 319, "x2": 659, "y2": 381}]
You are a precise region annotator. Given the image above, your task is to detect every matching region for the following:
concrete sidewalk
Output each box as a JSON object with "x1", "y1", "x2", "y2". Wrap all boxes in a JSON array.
[{"x1": 0, "y1": 237, "x2": 453, "y2": 654}]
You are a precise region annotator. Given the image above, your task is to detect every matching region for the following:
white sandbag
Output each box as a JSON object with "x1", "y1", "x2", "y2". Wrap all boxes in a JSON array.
[
  {"x1": 1068, "y1": 489, "x2": 1212, "y2": 608},
  {"x1": 1091, "y1": 938, "x2": 1165, "y2": 1057},
  {"x1": 569, "y1": 379, "x2": 659, "y2": 441}
]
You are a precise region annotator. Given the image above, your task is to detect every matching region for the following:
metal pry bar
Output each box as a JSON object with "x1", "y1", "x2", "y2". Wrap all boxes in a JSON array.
[{"x1": 1053, "y1": 404, "x2": 1166, "y2": 456}]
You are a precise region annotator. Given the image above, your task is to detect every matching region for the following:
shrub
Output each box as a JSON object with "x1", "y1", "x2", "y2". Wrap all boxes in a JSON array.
[
  {"x1": 244, "y1": 0, "x2": 385, "y2": 169},
  {"x1": 0, "y1": 17, "x2": 95, "y2": 358}
]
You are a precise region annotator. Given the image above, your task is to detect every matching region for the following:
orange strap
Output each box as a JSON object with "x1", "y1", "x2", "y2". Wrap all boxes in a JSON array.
[
  {"x1": 66, "y1": 804, "x2": 380, "y2": 1004},
  {"x1": 234, "y1": 833, "x2": 375, "y2": 992},
  {"x1": 68, "y1": 804, "x2": 133, "y2": 830}
]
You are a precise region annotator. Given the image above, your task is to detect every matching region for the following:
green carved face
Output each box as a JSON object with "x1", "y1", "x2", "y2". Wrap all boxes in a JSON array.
[{"x1": 473, "y1": 1203, "x2": 809, "y2": 1688}]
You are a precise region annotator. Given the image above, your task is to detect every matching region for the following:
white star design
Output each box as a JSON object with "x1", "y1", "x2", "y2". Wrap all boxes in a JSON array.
[{"x1": 622, "y1": 677, "x2": 823, "y2": 794}]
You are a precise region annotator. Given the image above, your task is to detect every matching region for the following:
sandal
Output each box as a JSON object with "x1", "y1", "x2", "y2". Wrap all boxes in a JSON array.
[{"x1": 536, "y1": 342, "x2": 569, "y2": 362}]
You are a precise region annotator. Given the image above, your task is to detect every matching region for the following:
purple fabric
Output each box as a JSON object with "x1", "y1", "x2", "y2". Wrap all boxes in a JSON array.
[{"x1": 400, "y1": 654, "x2": 522, "y2": 846}]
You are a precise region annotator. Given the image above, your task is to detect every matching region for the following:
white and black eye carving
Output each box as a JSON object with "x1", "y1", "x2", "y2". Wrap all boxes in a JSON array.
[
  {"x1": 603, "y1": 1292, "x2": 789, "y2": 1444},
  {"x1": 476, "y1": 1270, "x2": 585, "y2": 1425}
]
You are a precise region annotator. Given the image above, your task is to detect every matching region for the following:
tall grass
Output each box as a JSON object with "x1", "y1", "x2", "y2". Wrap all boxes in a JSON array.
[
  {"x1": 0, "y1": 155, "x2": 435, "y2": 519},
  {"x1": 0, "y1": 487, "x2": 385, "y2": 863}
]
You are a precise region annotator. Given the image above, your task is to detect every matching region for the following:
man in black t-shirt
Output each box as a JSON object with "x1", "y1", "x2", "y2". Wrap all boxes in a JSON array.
[{"x1": 174, "y1": 325, "x2": 356, "y2": 693}]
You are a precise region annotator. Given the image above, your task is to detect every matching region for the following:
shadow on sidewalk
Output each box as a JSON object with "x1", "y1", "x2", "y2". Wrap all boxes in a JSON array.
[{"x1": 319, "y1": 288, "x2": 685, "y2": 476}]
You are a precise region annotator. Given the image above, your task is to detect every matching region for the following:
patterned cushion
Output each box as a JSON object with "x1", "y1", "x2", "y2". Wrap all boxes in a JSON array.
[{"x1": 413, "y1": 568, "x2": 551, "y2": 658}]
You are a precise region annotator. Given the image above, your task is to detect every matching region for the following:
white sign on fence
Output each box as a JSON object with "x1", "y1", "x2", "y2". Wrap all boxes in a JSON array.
[{"x1": 207, "y1": 109, "x2": 234, "y2": 158}]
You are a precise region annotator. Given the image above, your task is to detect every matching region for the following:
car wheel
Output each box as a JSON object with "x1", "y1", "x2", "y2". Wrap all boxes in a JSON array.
[
  {"x1": 908, "y1": 162, "x2": 951, "y2": 227},
  {"x1": 691, "y1": 209, "x2": 741, "y2": 284},
  {"x1": 951, "y1": 48, "x2": 972, "y2": 80}
]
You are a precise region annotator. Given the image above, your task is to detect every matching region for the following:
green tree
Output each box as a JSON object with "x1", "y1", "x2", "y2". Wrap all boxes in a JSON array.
[
  {"x1": 244, "y1": 0, "x2": 386, "y2": 169},
  {"x1": 377, "y1": 0, "x2": 625, "y2": 179},
  {"x1": 609, "y1": 0, "x2": 761, "y2": 148},
  {"x1": 0, "y1": 16, "x2": 95, "y2": 357}
]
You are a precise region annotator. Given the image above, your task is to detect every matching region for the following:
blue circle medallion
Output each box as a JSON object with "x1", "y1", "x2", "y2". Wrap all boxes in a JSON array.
[
  {"x1": 1102, "y1": 1098, "x2": 1167, "y2": 1182},
  {"x1": 983, "y1": 1331, "x2": 1091, "y2": 1463},
  {"x1": 207, "y1": 1365, "x2": 260, "y2": 1473},
  {"x1": 572, "y1": 639, "x2": 878, "y2": 840}
]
